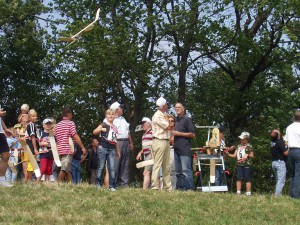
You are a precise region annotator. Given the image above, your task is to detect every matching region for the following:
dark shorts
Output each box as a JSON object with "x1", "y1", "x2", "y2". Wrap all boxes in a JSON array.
[
  {"x1": 237, "y1": 166, "x2": 251, "y2": 182},
  {"x1": 0, "y1": 133, "x2": 9, "y2": 153}
]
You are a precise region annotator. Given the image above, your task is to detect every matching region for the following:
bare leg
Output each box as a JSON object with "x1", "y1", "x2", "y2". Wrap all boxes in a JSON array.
[
  {"x1": 22, "y1": 161, "x2": 28, "y2": 181},
  {"x1": 27, "y1": 171, "x2": 33, "y2": 181},
  {"x1": 36, "y1": 175, "x2": 42, "y2": 183},
  {"x1": 0, "y1": 152, "x2": 9, "y2": 176},
  {"x1": 57, "y1": 170, "x2": 67, "y2": 182},
  {"x1": 246, "y1": 182, "x2": 251, "y2": 192},
  {"x1": 104, "y1": 167, "x2": 109, "y2": 188},
  {"x1": 143, "y1": 170, "x2": 151, "y2": 190},
  {"x1": 67, "y1": 172, "x2": 72, "y2": 183},
  {"x1": 237, "y1": 180, "x2": 242, "y2": 192},
  {"x1": 45, "y1": 175, "x2": 50, "y2": 182}
]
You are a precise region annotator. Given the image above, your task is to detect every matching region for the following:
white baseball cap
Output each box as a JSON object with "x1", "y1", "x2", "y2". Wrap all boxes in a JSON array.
[
  {"x1": 110, "y1": 102, "x2": 121, "y2": 111},
  {"x1": 156, "y1": 97, "x2": 167, "y2": 107},
  {"x1": 43, "y1": 118, "x2": 52, "y2": 124},
  {"x1": 142, "y1": 117, "x2": 151, "y2": 124},
  {"x1": 239, "y1": 131, "x2": 250, "y2": 139}
]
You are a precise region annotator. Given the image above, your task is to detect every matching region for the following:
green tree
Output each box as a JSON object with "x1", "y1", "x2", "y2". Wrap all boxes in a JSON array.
[{"x1": 0, "y1": 0, "x2": 56, "y2": 126}]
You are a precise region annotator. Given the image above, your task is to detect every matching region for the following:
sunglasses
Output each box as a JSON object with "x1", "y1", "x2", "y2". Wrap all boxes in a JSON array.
[{"x1": 169, "y1": 120, "x2": 174, "y2": 122}]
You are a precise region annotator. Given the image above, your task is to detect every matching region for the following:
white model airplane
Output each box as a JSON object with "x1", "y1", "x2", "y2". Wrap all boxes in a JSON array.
[{"x1": 58, "y1": 8, "x2": 100, "y2": 46}]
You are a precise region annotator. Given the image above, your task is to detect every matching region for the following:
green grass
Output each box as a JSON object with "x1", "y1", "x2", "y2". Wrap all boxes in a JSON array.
[{"x1": 0, "y1": 183, "x2": 299, "y2": 225}]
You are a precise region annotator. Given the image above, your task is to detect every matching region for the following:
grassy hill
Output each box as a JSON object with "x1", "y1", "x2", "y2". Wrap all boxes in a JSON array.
[{"x1": 0, "y1": 183, "x2": 299, "y2": 225}]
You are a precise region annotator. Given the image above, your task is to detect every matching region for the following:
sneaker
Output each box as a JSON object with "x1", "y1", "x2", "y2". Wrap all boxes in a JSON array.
[
  {"x1": 0, "y1": 180, "x2": 13, "y2": 188},
  {"x1": 246, "y1": 192, "x2": 252, "y2": 196},
  {"x1": 236, "y1": 191, "x2": 241, "y2": 195},
  {"x1": 109, "y1": 188, "x2": 116, "y2": 192}
]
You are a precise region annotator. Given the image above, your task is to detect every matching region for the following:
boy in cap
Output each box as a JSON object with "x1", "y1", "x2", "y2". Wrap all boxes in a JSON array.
[
  {"x1": 227, "y1": 131, "x2": 254, "y2": 195},
  {"x1": 37, "y1": 118, "x2": 54, "y2": 182},
  {"x1": 136, "y1": 117, "x2": 153, "y2": 189}
]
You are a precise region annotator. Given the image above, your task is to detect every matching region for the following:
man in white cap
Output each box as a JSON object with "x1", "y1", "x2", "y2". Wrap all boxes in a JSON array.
[
  {"x1": 151, "y1": 97, "x2": 172, "y2": 191},
  {"x1": 136, "y1": 117, "x2": 153, "y2": 189},
  {"x1": 110, "y1": 102, "x2": 134, "y2": 187}
]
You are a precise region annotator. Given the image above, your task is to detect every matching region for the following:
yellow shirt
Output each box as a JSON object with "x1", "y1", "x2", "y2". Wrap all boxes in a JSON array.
[{"x1": 152, "y1": 110, "x2": 170, "y2": 140}]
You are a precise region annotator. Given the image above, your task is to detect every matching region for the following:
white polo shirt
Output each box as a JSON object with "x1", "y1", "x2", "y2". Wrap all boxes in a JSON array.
[
  {"x1": 113, "y1": 116, "x2": 130, "y2": 139},
  {"x1": 285, "y1": 122, "x2": 300, "y2": 148}
]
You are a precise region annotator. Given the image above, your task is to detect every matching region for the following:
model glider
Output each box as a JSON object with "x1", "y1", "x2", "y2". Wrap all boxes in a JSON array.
[{"x1": 58, "y1": 8, "x2": 100, "y2": 45}]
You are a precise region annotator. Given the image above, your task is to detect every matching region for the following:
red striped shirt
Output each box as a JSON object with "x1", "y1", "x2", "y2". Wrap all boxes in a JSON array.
[
  {"x1": 54, "y1": 118, "x2": 76, "y2": 155},
  {"x1": 142, "y1": 129, "x2": 152, "y2": 155}
]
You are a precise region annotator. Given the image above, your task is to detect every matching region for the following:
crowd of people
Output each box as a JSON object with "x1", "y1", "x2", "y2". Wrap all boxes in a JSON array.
[{"x1": 0, "y1": 99, "x2": 300, "y2": 199}]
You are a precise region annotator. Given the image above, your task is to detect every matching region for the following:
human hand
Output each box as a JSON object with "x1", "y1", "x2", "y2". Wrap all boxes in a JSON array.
[
  {"x1": 136, "y1": 152, "x2": 142, "y2": 161},
  {"x1": 4, "y1": 129, "x2": 12, "y2": 137},
  {"x1": 129, "y1": 143, "x2": 134, "y2": 151},
  {"x1": 82, "y1": 148, "x2": 87, "y2": 156},
  {"x1": 172, "y1": 130, "x2": 180, "y2": 136},
  {"x1": 116, "y1": 151, "x2": 120, "y2": 160}
]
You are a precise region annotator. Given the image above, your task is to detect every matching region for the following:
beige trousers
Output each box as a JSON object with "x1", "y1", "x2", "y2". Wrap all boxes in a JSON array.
[{"x1": 151, "y1": 139, "x2": 172, "y2": 190}]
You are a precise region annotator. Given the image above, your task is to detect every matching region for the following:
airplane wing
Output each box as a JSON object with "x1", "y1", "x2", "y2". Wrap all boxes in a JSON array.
[
  {"x1": 58, "y1": 37, "x2": 77, "y2": 42},
  {"x1": 58, "y1": 8, "x2": 100, "y2": 44},
  {"x1": 94, "y1": 8, "x2": 100, "y2": 22}
]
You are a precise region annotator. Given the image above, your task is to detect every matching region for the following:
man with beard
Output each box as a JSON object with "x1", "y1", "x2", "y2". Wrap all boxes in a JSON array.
[{"x1": 270, "y1": 129, "x2": 288, "y2": 196}]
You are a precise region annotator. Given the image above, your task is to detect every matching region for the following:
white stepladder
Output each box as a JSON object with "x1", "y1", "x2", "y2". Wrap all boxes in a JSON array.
[{"x1": 193, "y1": 126, "x2": 228, "y2": 192}]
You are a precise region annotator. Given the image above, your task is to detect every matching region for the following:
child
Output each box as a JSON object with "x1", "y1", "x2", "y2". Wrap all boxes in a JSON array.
[
  {"x1": 227, "y1": 132, "x2": 254, "y2": 196},
  {"x1": 17, "y1": 104, "x2": 30, "y2": 123},
  {"x1": 136, "y1": 117, "x2": 153, "y2": 190},
  {"x1": 24, "y1": 109, "x2": 40, "y2": 181},
  {"x1": 5, "y1": 127, "x2": 21, "y2": 182},
  {"x1": 18, "y1": 114, "x2": 29, "y2": 180},
  {"x1": 14, "y1": 104, "x2": 29, "y2": 136},
  {"x1": 37, "y1": 118, "x2": 54, "y2": 182},
  {"x1": 93, "y1": 109, "x2": 120, "y2": 191}
]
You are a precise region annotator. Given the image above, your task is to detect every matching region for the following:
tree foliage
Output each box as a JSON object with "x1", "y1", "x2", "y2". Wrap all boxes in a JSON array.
[
  {"x1": 1, "y1": 0, "x2": 300, "y2": 191},
  {"x1": 0, "y1": 0, "x2": 57, "y2": 126}
]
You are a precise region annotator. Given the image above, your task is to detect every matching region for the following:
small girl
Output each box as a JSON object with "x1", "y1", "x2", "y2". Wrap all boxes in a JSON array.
[
  {"x1": 17, "y1": 104, "x2": 30, "y2": 123},
  {"x1": 24, "y1": 109, "x2": 40, "y2": 181},
  {"x1": 5, "y1": 127, "x2": 21, "y2": 182},
  {"x1": 93, "y1": 109, "x2": 120, "y2": 191},
  {"x1": 227, "y1": 132, "x2": 254, "y2": 196}
]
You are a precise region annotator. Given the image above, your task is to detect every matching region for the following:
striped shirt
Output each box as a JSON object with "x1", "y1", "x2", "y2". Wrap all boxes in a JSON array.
[
  {"x1": 54, "y1": 118, "x2": 76, "y2": 155},
  {"x1": 152, "y1": 110, "x2": 170, "y2": 140},
  {"x1": 25, "y1": 122, "x2": 40, "y2": 154},
  {"x1": 142, "y1": 129, "x2": 152, "y2": 155}
]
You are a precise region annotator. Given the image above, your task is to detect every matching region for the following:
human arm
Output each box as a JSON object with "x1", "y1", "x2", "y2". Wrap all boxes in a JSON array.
[
  {"x1": 128, "y1": 133, "x2": 134, "y2": 151},
  {"x1": 31, "y1": 135, "x2": 39, "y2": 155},
  {"x1": 93, "y1": 124, "x2": 105, "y2": 136},
  {"x1": 0, "y1": 111, "x2": 12, "y2": 137},
  {"x1": 172, "y1": 131, "x2": 195, "y2": 138},
  {"x1": 153, "y1": 112, "x2": 170, "y2": 130},
  {"x1": 80, "y1": 151, "x2": 87, "y2": 164},
  {"x1": 242, "y1": 151, "x2": 254, "y2": 161},
  {"x1": 172, "y1": 117, "x2": 195, "y2": 138},
  {"x1": 116, "y1": 142, "x2": 120, "y2": 160},
  {"x1": 73, "y1": 133, "x2": 87, "y2": 156},
  {"x1": 136, "y1": 150, "x2": 143, "y2": 160},
  {"x1": 226, "y1": 146, "x2": 237, "y2": 158}
]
